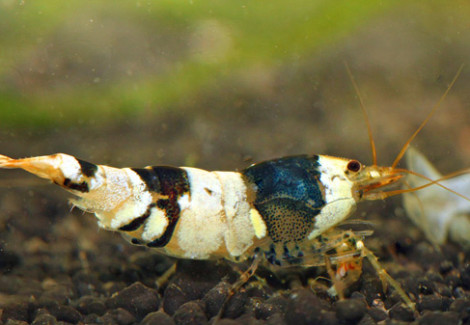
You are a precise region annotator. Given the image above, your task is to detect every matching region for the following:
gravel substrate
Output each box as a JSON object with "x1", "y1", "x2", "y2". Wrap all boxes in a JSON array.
[{"x1": 1, "y1": 184, "x2": 470, "y2": 325}]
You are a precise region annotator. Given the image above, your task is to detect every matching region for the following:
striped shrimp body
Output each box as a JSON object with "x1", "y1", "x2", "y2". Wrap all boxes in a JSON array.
[
  {"x1": 0, "y1": 153, "x2": 400, "y2": 265},
  {"x1": 0, "y1": 67, "x2": 465, "y2": 311}
]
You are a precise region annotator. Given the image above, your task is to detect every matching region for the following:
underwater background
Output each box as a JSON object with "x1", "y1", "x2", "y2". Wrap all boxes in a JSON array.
[{"x1": 1, "y1": 1, "x2": 470, "y2": 324}]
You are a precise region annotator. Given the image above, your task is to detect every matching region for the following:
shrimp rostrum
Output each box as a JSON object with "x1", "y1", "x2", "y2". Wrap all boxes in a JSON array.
[{"x1": 0, "y1": 66, "x2": 465, "y2": 308}]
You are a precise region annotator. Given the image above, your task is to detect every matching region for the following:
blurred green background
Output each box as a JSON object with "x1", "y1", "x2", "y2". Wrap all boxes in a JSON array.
[{"x1": 0, "y1": 0, "x2": 469, "y2": 172}]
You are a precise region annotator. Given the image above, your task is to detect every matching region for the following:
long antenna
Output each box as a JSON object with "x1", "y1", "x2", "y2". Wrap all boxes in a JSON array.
[
  {"x1": 381, "y1": 167, "x2": 470, "y2": 202},
  {"x1": 391, "y1": 64, "x2": 464, "y2": 169},
  {"x1": 344, "y1": 62, "x2": 377, "y2": 166}
]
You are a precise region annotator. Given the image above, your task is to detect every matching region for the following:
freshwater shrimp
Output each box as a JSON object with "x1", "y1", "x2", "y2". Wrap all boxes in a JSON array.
[{"x1": 0, "y1": 66, "x2": 465, "y2": 310}]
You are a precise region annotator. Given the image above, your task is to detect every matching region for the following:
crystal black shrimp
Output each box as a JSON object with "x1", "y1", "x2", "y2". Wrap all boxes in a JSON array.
[
  {"x1": 0, "y1": 152, "x2": 398, "y2": 261},
  {"x1": 0, "y1": 66, "x2": 466, "y2": 310}
]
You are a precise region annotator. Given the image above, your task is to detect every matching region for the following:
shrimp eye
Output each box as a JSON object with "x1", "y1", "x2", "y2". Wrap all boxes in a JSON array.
[{"x1": 347, "y1": 160, "x2": 361, "y2": 172}]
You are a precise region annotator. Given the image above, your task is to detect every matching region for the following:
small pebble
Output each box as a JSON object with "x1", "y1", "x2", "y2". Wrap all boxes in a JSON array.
[
  {"x1": 389, "y1": 304, "x2": 414, "y2": 322},
  {"x1": 460, "y1": 265, "x2": 470, "y2": 290},
  {"x1": 173, "y1": 301, "x2": 207, "y2": 325},
  {"x1": 417, "y1": 295, "x2": 444, "y2": 312},
  {"x1": 418, "y1": 311, "x2": 460, "y2": 325},
  {"x1": 439, "y1": 260, "x2": 454, "y2": 274},
  {"x1": 425, "y1": 270, "x2": 444, "y2": 283},
  {"x1": 266, "y1": 313, "x2": 285, "y2": 325},
  {"x1": 0, "y1": 249, "x2": 21, "y2": 272},
  {"x1": 101, "y1": 308, "x2": 136, "y2": 325},
  {"x1": 31, "y1": 309, "x2": 57, "y2": 325},
  {"x1": 82, "y1": 313, "x2": 102, "y2": 324},
  {"x1": 0, "y1": 276, "x2": 24, "y2": 295},
  {"x1": 163, "y1": 282, "x2": 193, "y2": 316},
  {"x1": 319, "y1": 311, "x2": 339, "y2": 325},
  {"x1": 444, "y1": 272, "x2": 461, "y2": 288},
  {"x1": 453, "y1": 286, "x2": 466, "y2": 298},
  {"x1": 202, "y1": 281, "x2": 230, "y2": 318},
  {"x1": 75, "y1": 295, "x2": 106, "y2": 316},
  {"x1": 214, "y1": 319, "x2": 242, "y2": 325},
  {"x1": 449, "y1": 298, "x2": 470, "y2": 321},
  {"x1": 433, "y1": 282, "x2": 452, "y2": 297},
  {"x1": 4, "y1": 320, "x2": 29, "y2": 325},
  {"x1": 417, "y1": 278, "x2": 435, "y2": 295},
  {"x1": 221, "y1": 288, "x2": 247, "y2": 319},
  {"x1": 255, "y1": 296, "x2": 288, "y2": 320},
  {"x1": 40, "y1": 278, "x2": 75, "y2": 305},
  {"x1": 357, "y1": 313, "x2": 376, "y2": 325},
  {"x1": 360, "y1": 274, "x2": 385, "y2": 305},
  {"x1": 367, "y1": 307, "x2": 388, "y2": 322},
  {"x1": 284, "y1": 288, "x2": 329, "y2": 325},
  {"x1": 141, "y1": 311, "x2": 175, "y2": 325},
  {"x1": 1, "y1": 301, "x2": 31, "y2": 323},
  {"x1": 235, "y1": 313, "x2": 265, "y2": 325},
  {"x1": 46, "y1": 304, "x2": 82, "y2": 323},
  {"x1": 130, "y1": 251, "x2": 174, "y2": 276},
  {"x1": 335, "y1": 298, "x2": 367, "y2": 323},
  {"x1": 72, "y1": 271, "x2": 103, "y2": 296},
  {"x1": 163, "y1": 273, "x2": 214, "y2": 316},
  {"x1": 106, "y1": 282, "x2": 160, "y2": 319}
]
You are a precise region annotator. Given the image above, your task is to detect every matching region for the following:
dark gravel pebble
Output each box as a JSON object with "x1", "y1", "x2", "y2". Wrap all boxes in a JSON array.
[
  {"x1": 235, "y1": 313, "x2": 265, "y2": 325},
  {"x1": 163, "y1": 277, "x2": 214, "y2": 316},
  {"x1": 449, "y1": 298, "x2": 470, "y2": 320},
  {"x1": 460, "y1": 265, "x2": 470, "y2": 289},
  {"x1": 1, "y1": 301, "x2": 32, "y2": 323},
  {"x1": 444, "y1": 271, "x2": 461, "y2": 288},
  {"x1": 202, "y1": 281, "x2": 229, "y2": 318},
  {"x1": 130, "y1": 251, "x2": 174, "y2": 276},
  {"x1": 284, "y1": 288, "x2": 332, "y2": 325},
  {"x1": 254, "y1": 295, "x2": 288, "y2": 320},
  {"x1": 31, "y1": 315, "x2": 57, "y2": 325},
  {"x1": 418, "y1": 311, "x2": 460, "y2": 325},
  {"x1": 106, "y1": 282, "x2": 160, "y2": 320},
  {"x1": 31, "y1": 309, "x2": 57, "y2": 325},
  {"x1": 40, "y1": 279, "x2": 75, "y2": 305},
  {"x1": 319, "y1": 311, "x2": 339, "y2": 325},
  {"x1": 4, "y1": 320, "x2": 29, "y2": 325},
  {"x1": 101, "y1": 308, "x2": 136, "y2": 325},
  {"x1": 140, "y1": 311, "x2": 176, "y2": 325},
  {"x1": 357, "y1": 313, "x2": 376, "y2": 325},
  {"x1": 416, "y1": 278, "x2": 435, "y2": 295},
  {"x1": 389, "y1": 303, "x2": 415, "y2": 322},
  {"x1": 163, "y1": 281, "x2": 193, "y2": 316},
  {"x1": 360, "y1": 274, "x2": 385, "y2": 306},
  {"x1": 221, "y1": 288, "x2": 248, "y2": 319},
  {"x1": 417, "y1": 295, "x2": 445, "y2": 312},
  {"x1": 75, "y1": 295, "x2": 106, "y2": 316},
  {"x1": 46, "y1": 303, "x2": 82, "y2": 324},
  {"x1": 0, "y1": 276, "x2": 23, "y2": 295},
  {"x1": 425, "y1": 270, "x2": 444, "y2": 283},
  {"x1": 335, "y1": 298, "x2": 368, "y2": 322},
  {"x1": 82, "y1": 313, "x2": 102, "y2": 324},
  {"x1": 266, "y1": 312, "x2": 286, "y2": 325},
  {"x1": 439, "y1": 260, "x2": 454, "y2": 274},
  {"x1": 163, "y1": 261, "x2": 222, "y2": 316},
  {"x1": 433, "y1": 282, "x2": 452, "y2": 297},
  {"x1": 0, "y1": 248, "x2": 21, "y2": 271},
  {"x1": 453, "y1": 286, "x2": 466, "y2": 298},
  {"x1": 72, "y1": 271, "x2": 104, "y2": 296},
  {"x1": 213, "y1": 319, "x2": 243, "y2": 325},
  {"x1": 367, "y1": 307, "x2": 388, "y2": 322},
  {"x1": 202, "y1": 281, "x2": 247, "y2": 319},
  {"x1": 173, "y1": 300, "x2": 208, "y2": 325}
]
